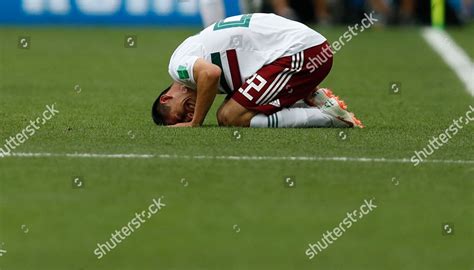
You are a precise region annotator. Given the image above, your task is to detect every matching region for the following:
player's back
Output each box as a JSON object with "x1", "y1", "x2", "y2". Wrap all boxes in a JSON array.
[
  {"x1": 168, "y1": 13, "x2": 327, "y2": 93},
  {"x1": 198, "y1": 13, "x2": 326, "y2": 65}
]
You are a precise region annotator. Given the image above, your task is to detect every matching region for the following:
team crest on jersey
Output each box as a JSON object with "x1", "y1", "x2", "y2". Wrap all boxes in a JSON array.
[
  {"x1": 269, "y1": 99, "x2": 281, "y2": 107},
  {"x1": 177, "y1": 65, "x2": 190, "y2": 80}
]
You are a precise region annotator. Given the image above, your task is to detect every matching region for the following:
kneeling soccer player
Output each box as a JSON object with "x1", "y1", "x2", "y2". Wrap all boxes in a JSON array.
[{"x1": 151, "y1": 13, "x2": 363, "y2": 128}]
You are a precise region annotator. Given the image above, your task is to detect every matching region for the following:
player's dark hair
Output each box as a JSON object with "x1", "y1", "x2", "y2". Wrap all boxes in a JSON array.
[{"x1": 151, "y1": 86, "x2": 172, "y2": 126}]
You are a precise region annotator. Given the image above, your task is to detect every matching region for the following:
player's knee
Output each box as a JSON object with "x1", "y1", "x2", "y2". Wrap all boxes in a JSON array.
[
  {"x1": 217, "y1": 107, "x2": 233, "y2": 126},
  {"x1": 217, "y1": 100, "x2": 254, "y2": 127},
  {"x1": 219, "y1": 111, "x2": 254, "y2": 127},
  {"x1": 217, "y1": 107, "x2": 245, "y2": 127}
]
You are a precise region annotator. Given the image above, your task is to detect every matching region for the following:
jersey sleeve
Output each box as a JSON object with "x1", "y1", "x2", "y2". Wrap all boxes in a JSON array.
[{"x1": 168, "y1": 55, "x2": 199, "y2": 88}]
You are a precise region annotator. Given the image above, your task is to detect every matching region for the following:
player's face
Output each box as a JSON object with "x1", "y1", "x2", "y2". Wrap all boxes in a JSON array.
[{"x1": 160, "y1": 82, "x2": 196, "y2": 125}]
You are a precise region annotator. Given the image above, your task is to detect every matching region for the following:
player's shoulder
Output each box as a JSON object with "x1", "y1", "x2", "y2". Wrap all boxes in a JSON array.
[
  {"x1": 177, "y1": 34, "x2": 202, "y2": 50},
  {"x1": 171, "y1": 34, "x2": 202, "y2": 59}
]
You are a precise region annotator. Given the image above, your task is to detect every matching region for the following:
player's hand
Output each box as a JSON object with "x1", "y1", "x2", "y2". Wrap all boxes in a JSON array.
[{"x1": 168, "y1": 122, "x2": 198, "y2": 128}]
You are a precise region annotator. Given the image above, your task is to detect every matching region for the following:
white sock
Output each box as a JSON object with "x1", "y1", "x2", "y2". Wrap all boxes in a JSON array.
[
  {"x1": 199, "y1": 0, "x2": 226, "y2": 27},
  {"x1": 250, "y1": 108, "x2": 334, "y2": 128},
  {"x1": 290, "y1": 99, "x2": 310, "y2": 108}
]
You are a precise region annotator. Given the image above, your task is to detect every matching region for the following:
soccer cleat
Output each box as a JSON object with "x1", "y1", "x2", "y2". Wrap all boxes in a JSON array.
[
  {"x1": 311, "y1": 88, "x2": 335, "y2": 108},
  {"x1": 320, "y1": 97, "x2": 364, "y2": 128}
]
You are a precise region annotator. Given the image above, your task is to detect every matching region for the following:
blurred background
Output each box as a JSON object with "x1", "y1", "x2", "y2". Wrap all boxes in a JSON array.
[
  {"x1": 0, "y1": 0, "x2": 472, "y2": 27},
  {"x1": 261, "y1": 0, "x2": 473, "y2": 25}
]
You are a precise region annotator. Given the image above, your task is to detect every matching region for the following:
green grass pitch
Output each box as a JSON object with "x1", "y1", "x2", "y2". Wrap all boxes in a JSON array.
[{"x1": 0, "y1": 25, "x2": 473, "y2": 269}]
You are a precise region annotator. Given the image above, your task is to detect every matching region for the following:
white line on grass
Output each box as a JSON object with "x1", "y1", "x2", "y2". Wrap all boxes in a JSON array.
[
  {"x1": 422, "y1": 28, "x2": 474, "y2": 96},
  {"x1": 1, "y1": 152, "x2": 473, "y2": 165}
]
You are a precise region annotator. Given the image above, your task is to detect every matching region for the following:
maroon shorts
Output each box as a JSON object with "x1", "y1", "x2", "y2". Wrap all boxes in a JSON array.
[{"x1": 231, "y1": 42, "x2": 333, "y2": 115}]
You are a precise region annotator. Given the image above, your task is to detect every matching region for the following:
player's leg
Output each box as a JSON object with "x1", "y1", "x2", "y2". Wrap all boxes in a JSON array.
[
  {"x1": 249, "y1": 107, "x2": 337, "y2": 128},
  {"x1": 253, "y1": 43, "x2": 362, "y2": 128},
  {"x1": 217, "y1": 51, "x2": 311, "y2": 127},
  {"x1": 199, "y1": 0, "x2": 226, "y2": 27},
  {"x1": 217, "y1": 97, "x2": 337, "y2": 128},
  {"x1": 220, "y1": 41, "x2": 362, "y2": 128},
  {"x1": 249, "y1": 87, "x2": 363, "y2": 128},
  {"x1": 217, "y1": 98, "x2": 256, "y2": 127},
  {"x1": 217, "y1": 45, "x2": 341, "y2": 128}
]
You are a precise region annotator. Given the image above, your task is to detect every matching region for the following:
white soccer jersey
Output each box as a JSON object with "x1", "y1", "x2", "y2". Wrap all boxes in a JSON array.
[{"x1": 168, "y1": 13, "x2": 326, "y2": 94}]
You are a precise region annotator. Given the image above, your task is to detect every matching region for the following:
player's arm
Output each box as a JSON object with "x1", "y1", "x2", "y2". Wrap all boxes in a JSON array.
[{"x1": 190, "y1": 58, "x2": 222, "y2": 126}]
